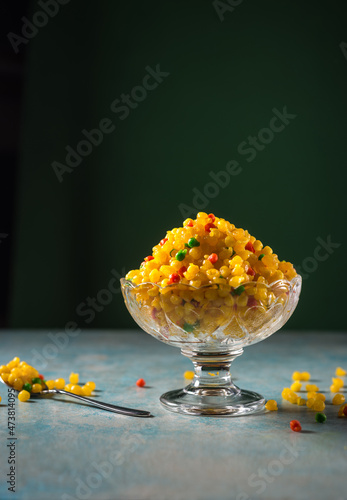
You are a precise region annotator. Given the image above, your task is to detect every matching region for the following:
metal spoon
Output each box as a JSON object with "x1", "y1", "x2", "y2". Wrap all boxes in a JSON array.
[{"x1": 0, "y1": 376, "x2": 152, "y2": 417}]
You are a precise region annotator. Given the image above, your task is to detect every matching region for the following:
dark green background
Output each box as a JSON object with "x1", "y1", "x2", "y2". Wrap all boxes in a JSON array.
[{"x1": 10, "y1": 0, "x2": 347, "y2": 330}]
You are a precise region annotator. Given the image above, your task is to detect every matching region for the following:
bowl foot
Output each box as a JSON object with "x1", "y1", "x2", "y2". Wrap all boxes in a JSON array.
[{"x1": 160, "y1": 385, "x2": 265, "y2": 416}]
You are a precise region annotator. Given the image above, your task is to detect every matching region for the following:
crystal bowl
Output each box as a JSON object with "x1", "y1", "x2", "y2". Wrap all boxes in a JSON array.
[{"x1": 121, "y1": 275, "x2": 302, "y2": 416}]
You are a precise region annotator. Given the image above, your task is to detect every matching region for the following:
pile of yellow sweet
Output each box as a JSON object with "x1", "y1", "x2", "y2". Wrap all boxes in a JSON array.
[
  {"x1": 125, "y1": 213, "x2": 297, "y2": 336},
  {"x1": 0, "y1": 357, "x2": 96, "y2": 402},
  {"x1": 281, "y1": 366, "x2": 346, "y2": 415}
]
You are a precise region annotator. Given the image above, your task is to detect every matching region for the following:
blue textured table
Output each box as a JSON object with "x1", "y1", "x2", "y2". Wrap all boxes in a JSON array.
[{"x1": 0, "y1": 330, "x2": 346, "y2": 500}]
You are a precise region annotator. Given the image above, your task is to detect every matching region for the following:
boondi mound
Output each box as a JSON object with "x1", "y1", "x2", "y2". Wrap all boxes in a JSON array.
[{"x1": 124, "y1": 213, "x2": 299, "y2": 340}]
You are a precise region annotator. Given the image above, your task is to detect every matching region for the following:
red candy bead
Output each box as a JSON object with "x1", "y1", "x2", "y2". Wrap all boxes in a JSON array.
[
  {"x1": 160, "y1": 238, "x2": 168, "y2": 246},
  {"x1": 290, "y1": 420, "x2": 302, "y2": 432},
  {"x1": 168, "y1": 273, "x2": 180, "y2": 284},
  {"x1": 343, "y1": 406, "x2": 347, "y2": 416},
  {"x1": 247, "y1": 296, "x2": 258, "y2": 308},
  {"x1": 178, "y1": 266, "x2": 187, "y2": 277},
  {"x1": 205, "y1": 223, "x2": 216, "y2": 233},
  {"x1": 144, "y1": 256, "x2": 154, "y2": 262},
  {"x1": 186, "y1": 221, "x2": 194, "y2": 227},
  {"x1": 208, "y1": 213, "x2": 216, "y2": 222},
  {"x1": 245, "y1": 241, "x2": 255, "y2": 253},
  {"x1": 208, "y1": 253, "x2": 218, "y2": 264},
  {"x1": 136, "y1": 378, "x2": 146, "y2": 387},
  {"x1": 247, "y1": 267, "x2": 255, "y2": 276},
  {"x1": 38, "y1": 374, "x2": 44, "y2": 380}
]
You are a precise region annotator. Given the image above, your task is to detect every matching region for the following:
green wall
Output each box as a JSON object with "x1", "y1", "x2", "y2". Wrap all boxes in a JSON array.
[{"x1": 10, "y1": 0, "x2": 347, "y2": 330}]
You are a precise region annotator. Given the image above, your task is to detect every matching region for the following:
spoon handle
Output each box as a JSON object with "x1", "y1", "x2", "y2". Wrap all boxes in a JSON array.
[{"x1": 47, "y1": 389, "x2": 151, "y2": 417}]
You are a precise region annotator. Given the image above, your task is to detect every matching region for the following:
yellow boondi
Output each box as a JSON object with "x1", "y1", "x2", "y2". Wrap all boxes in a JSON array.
[
  {"x1": 124, "y1": 213, "x2": 297, "y2": 338},
  {"x1": 0, "y1": 357, "x2": 96, "y2": 401}
]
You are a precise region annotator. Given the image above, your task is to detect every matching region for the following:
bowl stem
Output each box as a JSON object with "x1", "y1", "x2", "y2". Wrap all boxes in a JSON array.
[{"x1": 160, "y1": 348, "x2": 265, "y2": 416}]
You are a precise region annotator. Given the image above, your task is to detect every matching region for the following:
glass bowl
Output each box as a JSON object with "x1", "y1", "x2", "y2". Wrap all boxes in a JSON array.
[{"x1": 121, "y1": 275, "x2": 302, "y2": 416}]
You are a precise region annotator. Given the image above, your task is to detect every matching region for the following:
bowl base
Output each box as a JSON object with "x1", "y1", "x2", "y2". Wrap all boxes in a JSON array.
[{"x1": 160, "y1": 385, "x2": 265, "y2": 416}]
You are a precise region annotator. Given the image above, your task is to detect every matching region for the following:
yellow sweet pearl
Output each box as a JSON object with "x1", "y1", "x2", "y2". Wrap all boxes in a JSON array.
[
  {"x1": 230, "y1": 255, "x2": 243, "y2": 266},
  {"x1": 312, "y1": 400, "x2": 325, "y2": 411},
  {"x1": 288, "y1": 394, "x2": 298, "y2": 404},
  {"x1": 184, "y1": 371, "x2": 195, "y2": 380},
  {"x1": 297, "y1": 397, "x2": 306, "y2": 406},
  {"x1": 147, "y1": 286, "x2": 159, "y2": 297},
  {"x1": 0, "y1": 365, "x2": 10, "y2": 374},
  {"x1": 32, "y1": 383, "x2": 42, "y2": 393},
  {"x1": 332, "y1": 377, "x2": 344, "y2": 388},
  {"x1": 55, "y1": 378, "x2": 65, "y2": 390},
  {"x1": 8, "y1": 373, "x2": 17, "y2": 386},
  {"x1": 253, "y1": 240, "x2": 263, "y2": 252},
  {"x1": 306, "y1": 384, "x2": 319, "y2": 392},
  {"x1": 148, "y1": 269, "x2": 160, "y2": 283},
  {"x1": 265, "y1": 400, "x2": 278, "y2": 411},
  {"x1": 170, "y1": 294, "x2": 182, "y2": 305},
  {"x1": 306, "y1": 398, "x2": 315, "y2": 408},
  {"x1": 13, "y1": 378, "x2": 24, "y2": 391},
  {"x1": 332, "y1": 394, "x2": 345, "y2": 405},
  {"x1": 281, "y1": 389, "x2": 289, "y2": 400},
  {"x1": 85, "y1": 381, "x2": 96, "y2": 390},
  {"x1": 8, "y1": 357, "x2": 20, "y2": 369},
  {"x1": 82, "y1": 385, "x2": 93, "y2": 396},
  {"x1": 64, "y1": 384, "x2": 73, "y2": 392},
  {"x1": 18, "y1": 390, "x2": 30, "y2": 402},
  {"x1": 330, "y1": 384, "x2": 340, "y2": 393},
  {"x1": 70, "y1": 385, "x2": 83, "y2": 395},
  {"x1": 69, "y1": 373, "x2": 79, "y2": 384},
  {"x1": 1, "y1": 373, "x2": 10, "y2": 383},
  {"x1": 160, "y1": 265, "x2": 172, "y2": 278},
  {"x1": 292, "y1": 371, "x2": 301, "y2": 381},
  {"x1": 236, "y1": 294, "x2": 248, "y2": 307},
  {"x1": 190, "y1": 280, "x2": 202, "y2": 288},
  {"x1": 229, "y1": 276, "x2": 243, "y2": 288},
  {"x1": 335, "y1": 367, "x2": 346, "y2": 377},
  {"x1": 10, "y1": 368, "x2": 21, "y2": 378},
  {"x1": 45, "y1": 380, "x2": 55, "y2": 390},
  {"x1": 224, "y1": 295, "x2": 234, "y2": 307},
  {"x1": 300, "y1": 372, "x2": 311, "y2": 381},
  {"x1": 290, "y1": 381, "x2": 302, "y2": 392},
  {"x1": 219, "y1": 266, "x2": 231, "y2": 278}
]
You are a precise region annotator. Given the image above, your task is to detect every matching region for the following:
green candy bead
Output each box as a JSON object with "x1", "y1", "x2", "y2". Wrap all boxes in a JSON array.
[
  {"x1": 176, "y1": 249, "x2": 187, "y2": 261},
  {"x1": 23, "y1": 383, "x2": 32, "y2": 392},
  {"x1": 188, "y1": 238, "x2": 200, "y2": 248},
  {"x1": 315, "y1": 412, "x2": 327, "y2": 423},
  {"x1": 32, "y1": 377, "x2": 42, "y2": 385},
  {"x1": 233, "y1": 285, "x2": 245, "y2": 296},
  {"x1": 258, "y1": 254, "x2": 265, "y2": 260},
  {"x1": 183, "y1": 322, "x2": 194, "y2": 332}
]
